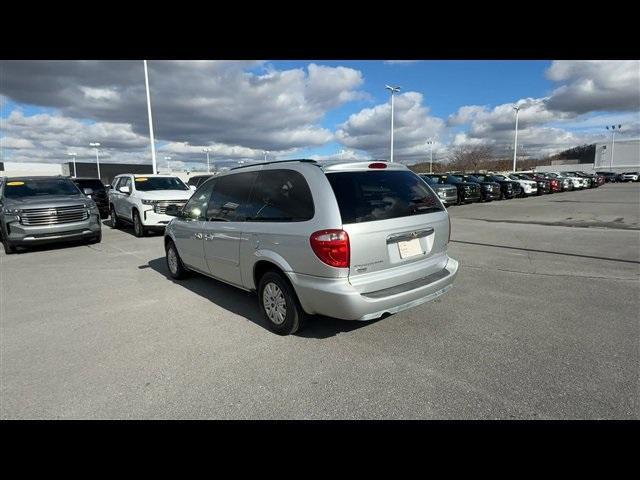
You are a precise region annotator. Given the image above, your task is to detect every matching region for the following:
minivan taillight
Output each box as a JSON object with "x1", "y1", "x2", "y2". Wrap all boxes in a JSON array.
[
  {"x1": 368, "y1": 162, "x2": 387, "y2": 169},
  {"x1": 309, "y1": 229, "x2": 350, "y2": 268}
]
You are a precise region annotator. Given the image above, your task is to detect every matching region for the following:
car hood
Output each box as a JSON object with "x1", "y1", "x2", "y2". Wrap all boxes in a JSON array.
[
  {"x1": 434, "y1": 184, "x2": 457, "y2": 192},
  {"x1": 4, "y1": 194, "x2": 90, "y2": 209},
  {"x1": 135, "y1": 190, "x2": 193, "y2": 200},
  {"x1": 512, "y1": 179, "x2": 536, "y2": 186}
]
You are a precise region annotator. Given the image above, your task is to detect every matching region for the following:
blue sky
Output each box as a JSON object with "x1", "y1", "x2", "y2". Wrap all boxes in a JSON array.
[{"x1": 1, "y1": 60, "x2": 638, "y2": 168}]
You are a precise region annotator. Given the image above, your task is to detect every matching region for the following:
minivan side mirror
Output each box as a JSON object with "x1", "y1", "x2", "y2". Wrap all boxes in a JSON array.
[
  {"x1": 165, "y1": 204, "x2": 181, "y2": 217},
  {"x1": 83, "y1": 187, "x2": 94, "y2": 196},
  {"x1": 119, "y1": 185, "x2": 130, "y2": 194}
]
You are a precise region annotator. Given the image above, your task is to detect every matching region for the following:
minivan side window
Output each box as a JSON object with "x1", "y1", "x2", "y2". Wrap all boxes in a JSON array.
[
  {"x1": 182, "y1": 180, "x2": 216, "y2": 220},
  {"x1": 111, "y1": 177, "x2": 121, "y2": 190},
  {"x1": 206, "y1": 172, "x2": 258, "y2": 222},
  {"x1": 245, "y1": 169, "x2": 315, "y2": 222}
]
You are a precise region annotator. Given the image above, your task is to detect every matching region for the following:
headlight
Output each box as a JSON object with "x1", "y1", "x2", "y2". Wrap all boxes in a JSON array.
[{"x1": 141, "y1": 199, "x2": 158, "y2": 205}]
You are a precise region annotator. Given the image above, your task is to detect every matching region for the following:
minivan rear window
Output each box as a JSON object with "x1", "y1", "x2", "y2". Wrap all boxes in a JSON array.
[{"x1": 326, "y1": 170, "x2": 443, "y2": 224}]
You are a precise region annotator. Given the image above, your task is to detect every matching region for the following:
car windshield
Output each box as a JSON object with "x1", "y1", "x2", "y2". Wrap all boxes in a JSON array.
[
  {"x1": 134, "y1": 176, "x2": 188, "y2": 191},
  {"x1": 493, "y1": 175, "x2": 507, "y2": 180},
  {"x1": 419, "y1": 175, "x2": 437, "y2": 185},
  {"x1": 3, "y1": 178, "x2": 81, "y2": 199},
  {"x1": 74, "y1": 179, "x2": 105, "y2": 190},
  {"x1": 473, "y1": 174, "x2": 496, "y2": 182}
]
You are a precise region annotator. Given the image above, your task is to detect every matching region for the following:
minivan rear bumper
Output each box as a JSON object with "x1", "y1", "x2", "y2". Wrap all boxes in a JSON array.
[{"x1": 287, "y1": 256, "x2": 459, "y2": 321}]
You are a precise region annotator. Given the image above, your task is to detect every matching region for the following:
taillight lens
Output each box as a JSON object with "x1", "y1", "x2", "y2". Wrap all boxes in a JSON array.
[
  {"x1": 368, "y1": 162, "x2": 387, "y2": 169},
  {"x1": 309, "y1": 229, "x2": 350, "y2": 268}
]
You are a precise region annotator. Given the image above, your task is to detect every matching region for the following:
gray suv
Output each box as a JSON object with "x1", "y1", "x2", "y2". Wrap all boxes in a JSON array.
[
  {"x1": 163, "y1": 160, "x2": 458, "y2": 335},
  {"x1": 0, "y1": 176, "x2": 102, "y2": 254}
]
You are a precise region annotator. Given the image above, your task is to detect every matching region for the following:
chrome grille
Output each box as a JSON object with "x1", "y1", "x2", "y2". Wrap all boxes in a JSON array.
[
  {"x1": 154, "y1": 200, "x2": 187, "y2": 214},
  {"x1": 20, "y1": 205, "x2": 88, "y2": 226}
]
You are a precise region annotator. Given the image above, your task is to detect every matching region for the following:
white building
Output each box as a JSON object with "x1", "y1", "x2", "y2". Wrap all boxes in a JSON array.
[{"x1": 593, "y1": 138, "x2": 640, "y2": 172}]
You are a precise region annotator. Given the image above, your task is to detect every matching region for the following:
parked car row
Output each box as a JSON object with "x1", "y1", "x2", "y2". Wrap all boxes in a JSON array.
[
  {"x1": 596, "y1": 171, "x2": 639, "y2": 182},
  {"x1": 417, "y1": 170, "x2": 607, "y2": 206},
  {"x1": 1, "y1": 162, "x2": 459, "y2": 336}
]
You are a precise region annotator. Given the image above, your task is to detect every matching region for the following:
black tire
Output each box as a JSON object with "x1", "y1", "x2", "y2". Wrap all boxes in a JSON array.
[
  {"x1": 132, "y1": 210, "x2": 146, "y2": 237},
  {"x1": 258, "y1": 271, "x2": 306, "y2": 335},
  {"x1": 165, "y1": 239, "x2": 189, "y2": 279},
  {"x1": 89, "y1": 231, "x2": 102, "y2": 244},
  {"x1": 2, "y1": 235, "x2": 16, "y2": 254},
  {"x1": 110, "y1": 205, "x2": 120, "y2": 229}
]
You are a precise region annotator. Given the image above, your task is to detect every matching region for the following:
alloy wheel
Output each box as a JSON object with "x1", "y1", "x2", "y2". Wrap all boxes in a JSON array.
[{"x1": 263, "y1": 282, "x2": 287, "y2": 325}]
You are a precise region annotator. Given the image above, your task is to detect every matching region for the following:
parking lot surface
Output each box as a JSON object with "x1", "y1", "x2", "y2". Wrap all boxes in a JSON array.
[{"x1": 1, "y1": 183, "x2": 638, "y2": 419}]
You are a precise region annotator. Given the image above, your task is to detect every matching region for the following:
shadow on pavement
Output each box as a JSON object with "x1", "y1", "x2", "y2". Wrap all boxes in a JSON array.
[
  {"x1": 101, "y1": 218, "x2": 164, "y2": 237},
  {"x1": 146, "y1": 257, "x2": 370, "y2": 339}
]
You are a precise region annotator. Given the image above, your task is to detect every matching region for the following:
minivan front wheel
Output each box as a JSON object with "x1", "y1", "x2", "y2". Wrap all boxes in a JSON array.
[
  {"x1": 166, "y1": 240, "x2": 188, "y2": 279},
  {"x1": 258, "y1": 271, "x2": 306, "y2": 335}
]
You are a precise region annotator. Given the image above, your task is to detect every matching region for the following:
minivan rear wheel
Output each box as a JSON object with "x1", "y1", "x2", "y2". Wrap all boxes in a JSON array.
[{"x1": 258, "y1": 271, "x2": 306, "y2": 335}]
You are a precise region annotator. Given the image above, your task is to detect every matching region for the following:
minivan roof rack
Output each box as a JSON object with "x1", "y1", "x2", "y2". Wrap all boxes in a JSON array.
[{"x1": 230, "y1": 159, "x2": 318, "y2": 171}]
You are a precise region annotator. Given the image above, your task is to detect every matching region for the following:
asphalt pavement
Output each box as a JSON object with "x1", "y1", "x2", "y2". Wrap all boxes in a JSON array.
[{"x1": 1, "y1": 183, "x2": 638, "y2": 419}]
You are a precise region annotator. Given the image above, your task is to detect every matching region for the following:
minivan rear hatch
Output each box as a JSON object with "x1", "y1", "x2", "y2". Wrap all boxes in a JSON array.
[{"x1": 325, "y1": 165, "x2": 450, "y2": 294}]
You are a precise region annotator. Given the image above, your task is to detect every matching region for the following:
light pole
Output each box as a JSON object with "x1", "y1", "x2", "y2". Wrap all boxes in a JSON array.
[
  {"x1": 203, "y1": 148, "x2": 211, "y2": 173},
  {"x1": 606, "y1": 124, "x2": 623, "y2": 170},
  {"x1": 67, "y1": 152, "x2": 77, "y2": 177},
  {"x1": 143, "y1": 60, "x2": 158, "y2": 174},
  {"x1": 512, "y1": 105, "x2": 521, "y2": 172},
  {"x1": 426, "y1": 140, "x2": 434, "y2": 173},
  {"x1": 89, "y1": 142, "x2": 101, "y2": 180},
  {"x1": 385, "y1": 85, "x2": 401, "y2": 162},
  {"x1": 164, "y1": 156, "x2": 172, "y2": 173},
  {"x1": 263, "y1": 151, "x2": 268, "y2": 162}
]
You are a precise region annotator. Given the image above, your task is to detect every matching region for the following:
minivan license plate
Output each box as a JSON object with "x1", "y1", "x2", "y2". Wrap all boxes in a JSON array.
[{"x1": 398, "y1": 238, "x2": 423, "y2": 259}]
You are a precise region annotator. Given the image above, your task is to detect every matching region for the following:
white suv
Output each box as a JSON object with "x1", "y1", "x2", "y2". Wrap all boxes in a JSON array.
[{"x1": 109, "y1": 174, "x2": 194, "y2": 237}]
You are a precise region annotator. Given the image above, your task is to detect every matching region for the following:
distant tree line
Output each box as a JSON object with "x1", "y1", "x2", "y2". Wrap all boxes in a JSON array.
[{"x1": 408, "y1": 143, "x2": 595, "y2": 174}]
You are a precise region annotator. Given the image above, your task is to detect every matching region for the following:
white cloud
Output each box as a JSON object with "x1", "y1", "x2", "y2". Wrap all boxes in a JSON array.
[{"x1": 335, "y1": 91, "x2": 445, "y2": 162}]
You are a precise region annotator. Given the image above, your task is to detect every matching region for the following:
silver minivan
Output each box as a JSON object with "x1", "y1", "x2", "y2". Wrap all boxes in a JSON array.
[{"x1": 164, "y1": 160, "x2": 458, "y2": 335}]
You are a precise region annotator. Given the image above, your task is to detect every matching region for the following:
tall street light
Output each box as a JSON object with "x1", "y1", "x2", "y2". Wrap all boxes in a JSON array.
[
  {"x1": 164, "y1": 156, "x2": 172, "y2": 173},
  {"x1": 385, "y1": 85, "x2": 401, "y2": 162},
  {"x1": 203, "y1": 148, "x2": 211, "y2": 173},
  {"x1": 143, "y1": 60, "x2": 158, "y2": 174},
  {"x1": 67, "y1": 152, "x2": 77, "y2": 177},
  {"x1": 606, "y1": 124, "x2": 623, "y2": 170},
  {"x1": 89, "y1": 142, "x2": 101, "y2": 180},
  {"x1": 512, "y1": 105, "x2": 521, "y2": 172},
  {"x1": 426, "y1": 140, "x2": 434, "y2": 173}
]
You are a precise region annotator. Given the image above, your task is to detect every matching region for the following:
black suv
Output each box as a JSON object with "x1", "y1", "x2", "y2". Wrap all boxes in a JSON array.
[
  {"x1": 72, "y1": 178, "x2": 109, "y2": 218},
  {"x1": 469, "y1": 173, "x2": 518, "y2": 200},
  {"x1": 462, "y1": 174, "x2": 502, "y2": 202},
  {"x1": 425, "y1": 174, "x2": 481, "y2": 205}
]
